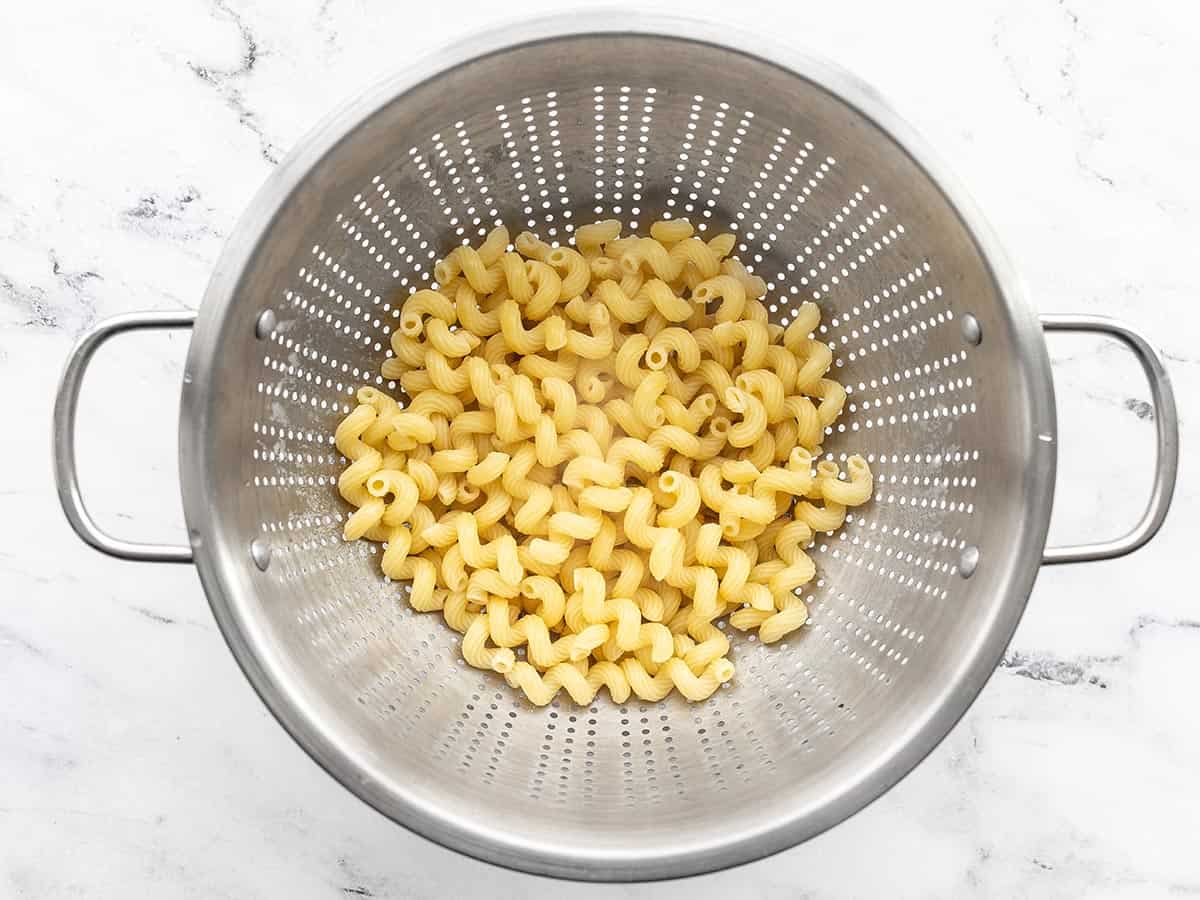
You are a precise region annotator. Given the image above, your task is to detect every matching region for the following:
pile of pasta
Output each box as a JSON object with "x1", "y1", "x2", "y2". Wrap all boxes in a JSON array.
[{"x1": 334, "y1": 218, "x2": 872, "y2": 706}]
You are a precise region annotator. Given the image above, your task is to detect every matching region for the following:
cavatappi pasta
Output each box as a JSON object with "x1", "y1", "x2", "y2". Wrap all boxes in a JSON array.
[{"x1": 334, "y1": 219, "x2": 872, "y2": 706}]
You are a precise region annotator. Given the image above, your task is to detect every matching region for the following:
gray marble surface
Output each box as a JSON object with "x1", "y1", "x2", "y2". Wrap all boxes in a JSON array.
[{"x1": 2, "y1": 0, "x2": 1197, "y2": 896}]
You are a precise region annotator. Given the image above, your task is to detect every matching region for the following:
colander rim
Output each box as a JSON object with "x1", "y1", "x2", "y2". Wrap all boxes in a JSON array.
[{"x1": 180, "y1": 10, "x2": 1057, "y2": 882}]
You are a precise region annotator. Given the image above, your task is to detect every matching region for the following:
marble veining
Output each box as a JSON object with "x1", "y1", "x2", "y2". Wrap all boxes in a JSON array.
[
  {"x1": 187, "y1": 0, "x2": 281, "y2": 165},
  {"x1": 2, "y1": 0, "x2": 1197, "y2": 897}
]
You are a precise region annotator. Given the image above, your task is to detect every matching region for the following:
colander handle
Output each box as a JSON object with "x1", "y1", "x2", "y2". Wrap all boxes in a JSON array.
[
  {"x1": 1040, "y1": 314, "x2": 1179, "y2": 564},
  {"x1": 53, "y1": 310, "x2": 197, "y2": 563}
]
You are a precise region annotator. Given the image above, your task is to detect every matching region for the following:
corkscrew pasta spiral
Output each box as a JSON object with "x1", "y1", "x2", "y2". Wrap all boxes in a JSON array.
[{"x1": 335, "y1": 219, "x2": 871, "y2": 706}]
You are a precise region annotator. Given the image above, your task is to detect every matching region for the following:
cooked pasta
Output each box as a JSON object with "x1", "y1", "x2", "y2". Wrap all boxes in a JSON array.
[{"x1": 334, "y1": 219, "x2": 871, "y2": 706}]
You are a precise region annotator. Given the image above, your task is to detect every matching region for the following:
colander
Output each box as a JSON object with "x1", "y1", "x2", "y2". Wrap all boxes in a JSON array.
[{"x1": 51, "y1": 15, "x2": 1178, "y2": 881}]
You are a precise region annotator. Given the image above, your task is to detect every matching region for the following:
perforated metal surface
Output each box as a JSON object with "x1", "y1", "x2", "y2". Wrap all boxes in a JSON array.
[{"x1": 179, "y1": 17, "x2": 1056, "y2": 881}]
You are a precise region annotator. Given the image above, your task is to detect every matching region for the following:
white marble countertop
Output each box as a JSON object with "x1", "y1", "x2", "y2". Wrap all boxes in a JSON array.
[{"x1": 2, "y1": 0, "x2": 1197, "y2": 896}]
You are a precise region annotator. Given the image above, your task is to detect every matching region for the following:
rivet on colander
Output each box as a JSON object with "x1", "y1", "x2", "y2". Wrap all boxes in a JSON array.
[
  {"x1": 960, "y1": 313, "x2": 982, "y2": 346},
  {"x1": 254, "y1": 309, "x2": 278, "y2": 340},
  {"x1": 958, "y1": 545, "x2": 980, "y2": 578},
  {"x1": 250, "y1": 537, "x2": 272, "y2": 571}
]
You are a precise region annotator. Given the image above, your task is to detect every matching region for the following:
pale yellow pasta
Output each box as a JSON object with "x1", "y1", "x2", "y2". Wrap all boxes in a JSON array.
[
  {"x1": 746, "y1": 308, "x2": 774, "y2": 341},
  {"x1": 598, "y1": 621, "x2": 674, "y2": 665},
  {"x1": 424, "y1": 318, "x2": 480, "y2": 358},
  {"x1": 562, "y1": 456, "x2": 623, "y2": 489},
  {"x1": 434, "y1": 229, "x2": 507, "y2": 293},
  {"x1": 735, "y1": 370, "x2": 787, "y2": 422},
  {"x1": 621, "y1": 657, "x2": 735, "y2": 703},
  {"x1": 657, "y1": 392, "x2": 717, "y2": 432},
  {"x1": 516, "y1": 351, "x2": 576, "y2": 382},
  {"x1": 720, "y1": 458, "x2": 761, "y2": 485},
  {"x1": 544, "y1": 245, "x2": 591, "y2": 299},
  {"x1": 592, "y1": 280, "x2": 649, "y2": 325},
  {"x1": 692, "y1": 274, "x2": 747, "y2": 324},
  {"x1": 334, "y1": 218, "x2": 870, "y2": 707},
  {"x1": 400, "y1": 554, "x2": 439, "y2": 609},
  {"x1": 574, "y1": 219, "x2": 622, "y2": 257},
  {"x1": 398, "y1": 288, "x2": 457, "y2": 338},
  {"x1": 618, "y1": 237, "x2": 678, "y2": 281},
  {"x1": 499, "y1": 300, "x2": 556, "y2": 354},
  {"x1": 668, "y1": 237, "x2": 723, "y2": 281},
  {"x1": 648, "y1": 217, "x2": 694, "y2": 245},
  {"x1": 523, "y1": 260, "x2": 562, "y2": 320},
  {"x1": 388, "y1": 332, "x2": 426, "y2": 372},
  {"x1": 706, "y1": 232, "x2": 736, "y2": 260},
  {"x1": 713, "y1": 319, "x2": 770, "y2": 369},
  {"x1": 498, "y1": 252, "x2": 533, "y2": 303},
  {"x1": 428, "y1": 439, "x2": 476, "y2": 474},
  {"x1": 539, "y1": 376, "x2": 577, "y2": 432},
  {"x1": 343, "y1": 496, "x2": 385, "y2": 542},
  {"x1": 534, "y1": 420, "x2": 603, "y2": 467},
  {"x1": 603, "y1": 397, "x2": 650, "y2": 441},
  {"x1": 509, "y1": 374, "x2": 541, "y2": 424},
  {"x1": 440, "y1": 589, "x2": 474, "y2": 632},
  {"x1": 440, "y1": 544, "x2": 468, "y2": 593},
  {"x1": 656, "y1": 470, "x2": 701, "y2": 529},
  {"x1": 691, "y1": 358, "x2": 736, "y2": 396},
  {"x1": 548, "y1": 509, "x2": 602, "y2": 541},
  {"x1": 423, "y1": 348, "x2": 472, "y2": 394},
  {"x1": 493, "y1": 393, "x2": 530, "y2": 443},
  {"x1": 576, "y1": 371, "x2": 608, "y2": 405},
  {"x1": 474, "y1": 487, "x2": 511, "y2": 530},
  {"x1": 682, "y1": 617, "x2": 730, "y2": 672},
  {"x1": 767, "y1": 519, "x2": 817, "y2": 597},
  {"x1": 784, "y1": 394, "x2": 824, "y2": 449},
  {"x1": 605, "y1": 549, "x2": 645, "y2": 598},
  {"x1": 480, "y1": 333, "x2": 513, "y2": 367},
  {"x1": 741, "y1": 430, "x2": 778, "y2": 472},
  {"x1": 622, "y1": 488, "x2": 684, "y2": 580},
  {"x1": 578, "y1": 485, "x2": 634, "y2": 512},
  {"x1": 723, "y1": 386, "x2": 768, "y2": 448},
  {"x1": 365, "y1": 469, "x2": 421, "y2": 524},
  {"x1": 795, "y1": 497, "x2": 848, "y2": 534},
  {"x1": 721, "y1": 257, "x2": 768, "y2": 301},
  {"x1": 589, "y1": 255, "x2": 622, "y2": 282},
  {"x1": 401, "y1": 369, "x2": 439, "y2": 399},
  {"x1": 647, "y1": 424, "x2": 702, "y2": 459},
  {"x1": 564, "y1": 304, "x2": 614, "y2": 360},
  {"x1": 813, "y1": 456, "x2": 874, "y2": 506},
  {"x1": 462, "y1": 616, "x2": 517, "y2": 674},
  {"x1": 811, "y1": 377, "x2": 848, "y2": 427},
  {"x1": 453, "y1": 281, "x2": 502, "y2": 337},
  {"x1": 512, "y1": 485, "x2": 554, "y2": 535},
  {"x1": 692, "y1": 327, "x2": 736, "y2": 372},
  {"x1": 513, "y1": 229, "x2": 550, "y2": 260},
  {"x1": 543, "y1": 314, "x2": 569, "y2": 353},
  {"x1": 762, "y1": 344, "x2": 800, "y2": 393},
  {"x1": 505, "y1": 659, "x2": 632, "y2": 706},
  {"x1": 466, "y1": 567, "x2": 520, "y2": 602},
  {"x1": 631, "y1": 371, "x2": 669, "y2": 429},
  {"x1": 614, "y1": 333, "x2": 651, "y2": 388},
  {"x1": 336, "y1": 406, "x2": 384, "y2": 538},
  {"x1": 646, "y1": 327, "x2": 701, "y2": 372},
  {"x1": 527, "y1": 528, "x2": 574, "y2": 566},
  {"x1": 637, "y1": 278, "x2": 693, "y2": 322},
  {"x1": 696, "y1": 463, "x2": 731, "y2": 514},
  {"x1": 407, "y1": 388, "x2": 464, "y2": 419},
  {"x1": 449, "y1": 409, "x2": 496, "y2": 444},
  {"x1": 606, "y1": 436, "x2": 667, "y2": 479},
  {"x1": 550, "y1": 483, "x2": 576, "y2": 514},
  {"x1": 783, "y1": 302, "x2": 835, "y2": 392},
  {"x1": 356, "y1": 386, "x2": 404, "y2": 444}
]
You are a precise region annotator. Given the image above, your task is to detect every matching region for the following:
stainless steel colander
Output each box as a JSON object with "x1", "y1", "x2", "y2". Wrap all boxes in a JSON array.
[{"x1": 52, "y1": 15, "x2": 1178, "y2": 881}]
